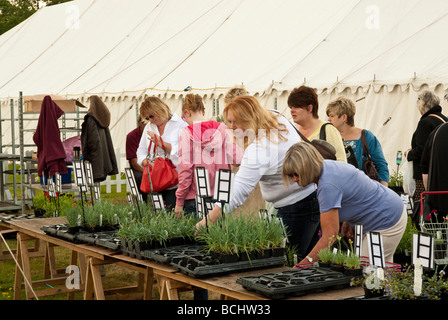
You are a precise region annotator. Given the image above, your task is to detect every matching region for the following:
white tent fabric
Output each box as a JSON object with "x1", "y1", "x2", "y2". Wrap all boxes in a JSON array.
[{"x1": 1, "y1": 0, "x2": 447, "y2": 175}]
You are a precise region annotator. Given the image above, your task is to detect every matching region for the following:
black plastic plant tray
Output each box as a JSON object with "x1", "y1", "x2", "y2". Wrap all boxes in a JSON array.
[
  {"x1": 142, "y1": 244, "x2": 286, "y2": 278},
  {"x1": 94, "y1": 231, "x2": 121, "y2": 251},
  {"x1": 236, "y1": 267, "x2": 354, "y2": 299},
  {"x1": 173, "y1": 254, "x2": 286, "y2": 278},
  {"x1": 41, "y1": 224, "x2": 84, "y2": 243},
  {"x1": 0, "y1": 214, "x2": 43, "y2": 222},
  {"x1": 141, "y1": 244, "x2": 206, "y2": 264}
]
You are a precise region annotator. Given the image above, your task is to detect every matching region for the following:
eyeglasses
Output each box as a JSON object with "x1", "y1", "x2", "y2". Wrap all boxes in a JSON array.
[
  {"x1": 145, "y1": 115, "x2": 155, "y2": 120},
  {"x1": 287, "y1": 173, "x2": 299, "y2": 179}
]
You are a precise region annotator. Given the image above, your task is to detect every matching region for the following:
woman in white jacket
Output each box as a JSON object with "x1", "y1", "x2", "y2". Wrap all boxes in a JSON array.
[
  {"x1": 136, "y1": 96, "x2": 187, "y2": 211},
  {"x1": 196, "y1": 95, "x2": 320, "y2": 261}
]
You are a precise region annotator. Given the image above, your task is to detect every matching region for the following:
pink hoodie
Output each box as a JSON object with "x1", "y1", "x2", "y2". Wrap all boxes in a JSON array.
[{"x1": 175, "y1": 121, "x2": 242, "y2": 206}]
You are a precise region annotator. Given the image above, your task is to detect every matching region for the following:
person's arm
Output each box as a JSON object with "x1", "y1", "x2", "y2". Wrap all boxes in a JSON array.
[
  {"x1": 129, "y1": 158, "x2": 144, "y2": 172},
  {"x1": 175, "y1": 130, "x2": 194, "y2": 208},
  {"x1": 295, "y1": 208, "x2": 340, "y2": 267},
  {"x1": 137, "y1": 123, "x2": 151, "y2": 166},
  {"x1": 195, "y1": 143, "x2": 268, "y2": 230},
  {"x1": 407, "y1": 120, "x2": 432, "y2": 162},
  {"x1": 365, "y1": 130, "x2": 389, "y2": 186},
  {"x1": 325, "y1": 124, "x2": 347, "y2": 163}
]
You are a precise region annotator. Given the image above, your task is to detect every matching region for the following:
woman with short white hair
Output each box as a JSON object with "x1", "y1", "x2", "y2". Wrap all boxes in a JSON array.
[{"x1": 405, "y1": 90, "x2": 448, "y2": 204}]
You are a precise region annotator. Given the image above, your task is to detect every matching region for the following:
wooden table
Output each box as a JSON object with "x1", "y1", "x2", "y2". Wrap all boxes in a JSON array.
[
  {"x1": 6, "y1": 217, "x2": 159, "y2": 300},
  {"x1": 5, "y1": 217, "x2": 364, "y2": 301}
]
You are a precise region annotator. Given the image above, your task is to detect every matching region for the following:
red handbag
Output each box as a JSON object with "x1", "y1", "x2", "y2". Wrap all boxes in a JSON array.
[{"x1": 140, "y1": 135, "x2": 178, "y2": 193}]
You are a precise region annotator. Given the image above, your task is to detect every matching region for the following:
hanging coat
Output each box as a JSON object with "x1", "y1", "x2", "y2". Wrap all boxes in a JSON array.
[
  {"x1": 33, "y1": 96, "x2": 68, "y2": 177},
  {"x1": 81, "y1": 95, "x2": 118, "y2": 182}
]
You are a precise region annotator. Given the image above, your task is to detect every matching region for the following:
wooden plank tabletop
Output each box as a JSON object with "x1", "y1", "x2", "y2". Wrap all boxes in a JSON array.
[{"x1": 6, "y1": 217, "x2": 112, "y2": 260}]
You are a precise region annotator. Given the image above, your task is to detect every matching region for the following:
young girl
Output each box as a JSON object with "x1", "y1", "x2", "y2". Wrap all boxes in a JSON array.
[{"x1": 174, "y1": 94, "x2": 242, "y2": 217}]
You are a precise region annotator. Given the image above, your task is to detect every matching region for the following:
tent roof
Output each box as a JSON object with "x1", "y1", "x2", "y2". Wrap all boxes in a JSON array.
[{"x1": 1, "y1": 0, "x2": 448, "y2": 99}]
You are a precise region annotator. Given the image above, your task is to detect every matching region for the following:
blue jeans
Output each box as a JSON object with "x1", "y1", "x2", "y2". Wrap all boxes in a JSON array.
[{"x1": 276, "y1": 191, "x2": 321, "y2": 261}]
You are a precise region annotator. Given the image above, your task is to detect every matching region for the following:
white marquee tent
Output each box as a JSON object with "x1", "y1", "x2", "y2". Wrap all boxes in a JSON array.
[{"x1": 1, "y1": 0, "x2": 447, "y2": 176}]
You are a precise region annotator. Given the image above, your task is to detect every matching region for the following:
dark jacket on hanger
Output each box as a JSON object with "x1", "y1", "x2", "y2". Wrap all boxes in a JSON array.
[
  {"x1": 33, "y1": 96, "x2": 68, "y2": 177},
  {"x1": 421, "y1": 122, "x2": 448, "y2": 218},
  {"x1": 407, "y1": 105, "x2": 448, "y2": 180},
  {"x1": 81, "y1": 95, "x2": 118, "y2": 182}
]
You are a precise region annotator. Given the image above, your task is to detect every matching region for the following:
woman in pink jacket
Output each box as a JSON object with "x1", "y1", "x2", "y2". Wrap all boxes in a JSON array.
[{"x1": 174, "y1": 94, "x2": 242, "y2": 218}]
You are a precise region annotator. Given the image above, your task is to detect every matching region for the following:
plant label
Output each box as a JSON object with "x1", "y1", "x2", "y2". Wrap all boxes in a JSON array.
[
  {"x1": 413, "y1": 232, "x2": 434, "y2": 269},
  {"x1": 214, "y1": 169, "x2": 233, "y2": 203},
  {"x1": 367, "y1": 232, "x2": 385, "y2": 268},
  {"x1": 195, "y1": 167, "x2": 211, "y2": 197}
]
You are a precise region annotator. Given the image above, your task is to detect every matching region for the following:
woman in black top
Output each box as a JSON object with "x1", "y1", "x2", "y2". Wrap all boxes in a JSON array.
[
  {"x1": 405, "y1": 90, "x2": 447, "y2": 204},
  {"x1": 421, "y1": 122, "x2": 448, "y2": 220}
]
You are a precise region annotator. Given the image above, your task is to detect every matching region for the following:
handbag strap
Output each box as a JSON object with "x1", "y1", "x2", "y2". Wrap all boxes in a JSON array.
[
  {"x1": 426, "y1": 122, "x2": 445, "y2": 191},
  {"x1": 428, "y1": 114, "x2": 446, "y2": 123},
  {"x1": 360, "y1": 129, "x2": 372, "y2": 160},
  {"x1": 147, "y1": 134, "x2": 169, "y2": 158}
]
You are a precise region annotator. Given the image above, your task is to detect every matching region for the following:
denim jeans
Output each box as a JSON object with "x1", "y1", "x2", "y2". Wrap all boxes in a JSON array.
[{"x1": 276, "y1": 191, "x2": 321, "y2": 261}]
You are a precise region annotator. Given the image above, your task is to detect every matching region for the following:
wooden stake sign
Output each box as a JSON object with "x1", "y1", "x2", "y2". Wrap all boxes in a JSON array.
[
  {"x1": 367, "y1": 231, "x2": 385, "y2": 268},
  {"x1": 354, "y1": 224, "x2": 363, "y2": 257},
  {"x1": 195, "y1": 167, "x2": 211, "y2": 229},
  {"x1": 195, "y1": 167, "x2": 210, "y2": 198},
  {"x1": 150, "y1": 193, "x2": 164, "y2": 210},
  {"x1": 73, "y1": 160, "x2": 88, "y2": 193},
  {"x1": 125, "y1": 168, "x2": 140, "y2": 201},
  {"x1": 413, "y1": 232, "x2": 434, "y2": 269},
  {"x1": 195, "y1": 195, "x2": 213, "y2": 219},
  {"x1": 213, "y1": 169, "x2": 232, "y2": 203}
]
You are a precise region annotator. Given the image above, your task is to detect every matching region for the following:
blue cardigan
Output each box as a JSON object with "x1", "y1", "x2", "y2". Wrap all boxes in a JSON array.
[{"x1": 343, "y1": 129, "x2": 389, "y2": 183}]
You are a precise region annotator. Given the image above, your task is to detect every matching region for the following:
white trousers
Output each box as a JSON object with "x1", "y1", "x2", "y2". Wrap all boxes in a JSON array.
[{"x1": 361, "y1": 207, "x2": 408, "y2": 264}]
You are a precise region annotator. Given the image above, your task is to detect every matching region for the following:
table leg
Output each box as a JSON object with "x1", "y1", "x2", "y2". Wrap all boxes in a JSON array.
[
  {"x1": 84, "y1": 256, "x2": 106, "y2": 300},
  {"x1": 13, "y1": 233, "x2": 35, "y2": 300}
]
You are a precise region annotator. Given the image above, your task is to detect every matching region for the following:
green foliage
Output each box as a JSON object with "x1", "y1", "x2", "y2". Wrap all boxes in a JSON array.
[
  {"x1": 31, "y1": 192, "x2": 47, "y2": 210},
  {"x1": 344, "y1": 239, "x2": 361, "y2": 269},
  {"x1": 396, "y1": 216, "x2": 418, "y2": 254},
  {"x1": 317, "y1": 235, "x2": 335, "y2": 263},
  {"x1": 65, "y1": 204, "x2": 82, "y2": 228},
  {"x1": 117, "y1": 206, "x2": 199, "y2": 246},
  {"x1": 38, "y1": 193, "x2": 76, "y2": 217},
  {"x1": 196, "y1": 213, "x2": 287, "y2": 256},
  {"x1": 383, "y1": 267, "x2": 448, "y2": 300},
  {"x1": 0, "y1": 0, "x2": 72, "y2": 35},
  {"x1": 388, "y1": 169, "x2": 403, "y2": 187}
]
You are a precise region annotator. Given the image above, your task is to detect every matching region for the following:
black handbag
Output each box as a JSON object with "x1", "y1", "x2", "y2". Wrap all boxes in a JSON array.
[{"x1": 361, "y1": 130, "x2": 380, "y2": 181}]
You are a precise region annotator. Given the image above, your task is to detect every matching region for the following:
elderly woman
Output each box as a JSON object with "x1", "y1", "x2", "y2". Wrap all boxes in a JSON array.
[
  {"x1": 196, "y1": 95, "x2": 320, "y2": 261},
  {"x1": 282, "y1": 142, "x2": 406, "y2": 265},
  {"x1": 326, "y1": 97, "x2": 389, "y2": 186},
  {"x1": 288, "y1": 86, "x2": 347, "y2": 162},
  {"x1": 136, "y1": 96, "x2": 188, "y2": 210},
  {"x1": 405, "y1": 90, "x2": 447, "y2": 203}
]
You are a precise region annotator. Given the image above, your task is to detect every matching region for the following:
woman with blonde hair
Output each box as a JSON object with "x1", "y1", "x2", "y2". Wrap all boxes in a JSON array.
[
  {"x1": 136, "y1": 96, "x2": 188, "y2": 210},
  {"x1": 174, "y1": 94, "x2": 242, "y2": 217},
  {"x1": 326, "y1": 97, "x2": 389, "y2": 186},
  {"x1": 282, "y1": 142, "x2": 406, "y2": 266},
  {"x1": 196, "y1": 95, "x2": 321, "y2": 261}
]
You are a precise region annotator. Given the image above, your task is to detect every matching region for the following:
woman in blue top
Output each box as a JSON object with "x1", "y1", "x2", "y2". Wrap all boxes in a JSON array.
[
  {"x1": 326, "y1": 97, "x2": 389, "y2": 186},
  {"x1": 282, "y1": 142, "x2": 406, "y2": 267}
]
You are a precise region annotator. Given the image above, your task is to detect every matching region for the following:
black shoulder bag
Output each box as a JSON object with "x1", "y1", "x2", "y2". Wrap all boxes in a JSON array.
[{"x1": 361, "y1": 130, "x2": 380, "y2": 181}]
